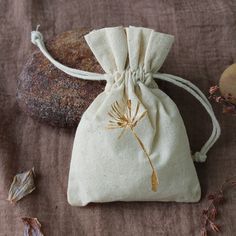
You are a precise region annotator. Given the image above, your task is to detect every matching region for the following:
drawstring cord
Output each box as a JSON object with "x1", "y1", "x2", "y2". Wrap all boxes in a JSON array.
[
  {"x1": 153, "y1": 73, "x2": 221, "y2": 162},
  {"x1": 31, "y1": 28, "x2": 221, "y2": 162},
  {"x1": 31, "y1": 27, "x2": 106, "y2": 81}
]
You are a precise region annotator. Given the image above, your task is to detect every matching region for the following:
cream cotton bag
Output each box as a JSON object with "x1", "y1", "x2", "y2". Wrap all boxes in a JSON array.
[{"x1": 31, "y1": 26, "x2": 221, "y2": 206}]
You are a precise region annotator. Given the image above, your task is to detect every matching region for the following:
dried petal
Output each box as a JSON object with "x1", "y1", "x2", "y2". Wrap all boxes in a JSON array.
[
  {"x1": 22, "y1": 218, "x2": 44, "y2": 236},
  {"x1": 209, "y1": 222, "x2": 220, "y2": 233},
  {"x1": 7, "y1": 168, "x2": 36, "y2": 203}
]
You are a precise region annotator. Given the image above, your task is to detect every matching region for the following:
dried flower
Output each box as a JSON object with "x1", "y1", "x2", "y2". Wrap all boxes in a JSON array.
[
  {"x1": 209, "y1": 85, "x2": 236, "y2": 114},
  {"x1": 200, "y1": 175, "x2": 236, "y2": 235},
  {"x1": 209, "y1": 85, "x2": 219, "y2": 95},
  {"x1": 22, "y1": 217, "x2": 44, "y2": 236},
  {"x1": 107, "y1": 99, "x2": 159, "y2": 192},
  {"x1": 7, "y1": 168, "x2": 36, "y2": 204}
]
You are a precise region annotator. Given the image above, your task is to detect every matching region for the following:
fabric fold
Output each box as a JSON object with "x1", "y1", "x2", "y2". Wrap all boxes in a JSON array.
[{"x1": 85, "y1": 26, "x2": 174, "y2": 75}]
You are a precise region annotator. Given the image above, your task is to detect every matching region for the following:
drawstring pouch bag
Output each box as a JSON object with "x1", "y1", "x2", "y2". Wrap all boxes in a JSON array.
[{"x1": 31, "y1": 26, "x2": 221, "y2": 206}]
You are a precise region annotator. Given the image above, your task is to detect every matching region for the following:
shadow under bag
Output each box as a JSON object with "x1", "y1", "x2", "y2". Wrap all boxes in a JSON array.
[{"x1": 31, "y1": 26, "x2": 221, "y2": 206}]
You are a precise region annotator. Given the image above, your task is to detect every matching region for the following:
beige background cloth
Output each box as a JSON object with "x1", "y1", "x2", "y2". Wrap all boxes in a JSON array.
[{"x1": 0, "y1": 0, "x2": 236, "y2": 235}]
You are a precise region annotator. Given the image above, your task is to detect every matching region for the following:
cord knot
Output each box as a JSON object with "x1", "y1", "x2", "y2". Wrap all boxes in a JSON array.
[
  {"x1": 31, "y1": 30, "x2": 43, "y2": 45},
  {"x1": 192, "y1": 152, "x2": 207, "y2": 162}
]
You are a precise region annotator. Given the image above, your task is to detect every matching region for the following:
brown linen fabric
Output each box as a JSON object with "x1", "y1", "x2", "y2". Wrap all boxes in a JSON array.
[{"x1": 0, "y1": 0, "x2": 236, "y2": 235}]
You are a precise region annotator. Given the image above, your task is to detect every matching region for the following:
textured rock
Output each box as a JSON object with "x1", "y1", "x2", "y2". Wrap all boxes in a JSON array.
[{"x1": 17, "y1": 28, "x2": 105, "y2": 128}]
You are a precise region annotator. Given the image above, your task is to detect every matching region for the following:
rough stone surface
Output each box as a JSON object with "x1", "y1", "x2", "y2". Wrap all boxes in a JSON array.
[{"x1": 17, "y1": 28, "x2": 105, "y2": 128}]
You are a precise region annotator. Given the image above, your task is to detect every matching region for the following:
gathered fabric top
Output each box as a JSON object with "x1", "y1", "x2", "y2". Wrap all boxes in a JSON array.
[
  {"x1": 31, "y1": 25, "x2": 221, "y2": 162},
  {"x1": 84, "y1": 26, "x2": 174, "y2": 75}
]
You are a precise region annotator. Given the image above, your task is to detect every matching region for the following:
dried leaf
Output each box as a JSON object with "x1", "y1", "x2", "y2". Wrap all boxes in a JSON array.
[
  {"x1": 22, "y1": 218, "x2": 44, "y2": 236},
  {"x1": 7, "y1": 168, "x2": 36, "y2": 203},
  {"x1": 151, "y1": 170, "x2": 158, "y2": 192}
]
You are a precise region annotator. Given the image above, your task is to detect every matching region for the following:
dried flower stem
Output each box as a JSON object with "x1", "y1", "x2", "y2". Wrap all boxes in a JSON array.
[
  {"x1": 201, "y1": 175, "x2": 236, "y2": 235},
  {"x1": 208, "y1": 85, "x2": 236, "y2": 114}
]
